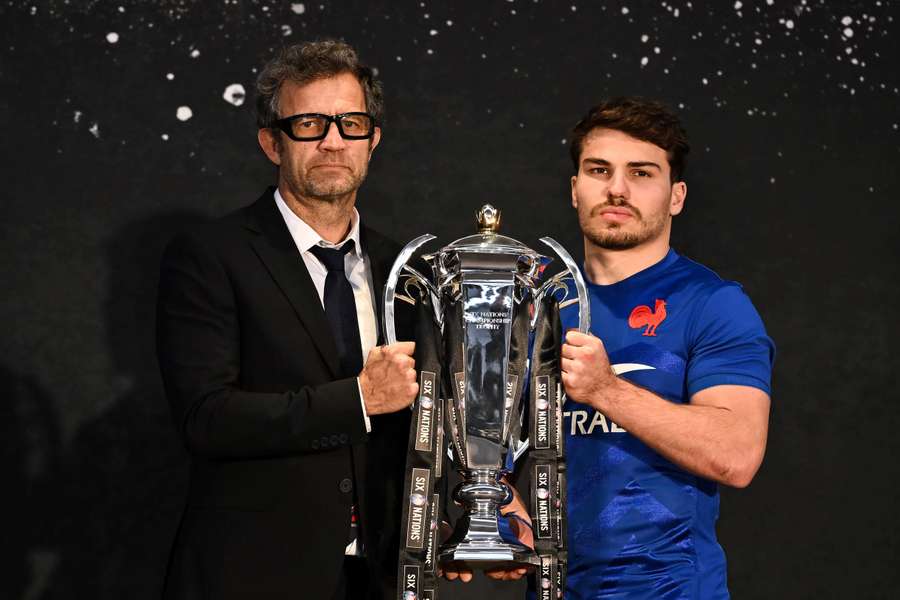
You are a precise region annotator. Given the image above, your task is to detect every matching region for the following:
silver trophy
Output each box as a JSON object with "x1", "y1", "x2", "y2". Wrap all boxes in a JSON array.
[{"x1": 385, "y1": 205, "x2": 589, "y2": 572}]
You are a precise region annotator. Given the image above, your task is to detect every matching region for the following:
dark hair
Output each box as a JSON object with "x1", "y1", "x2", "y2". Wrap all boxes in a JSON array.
[
  {"x1": 569, "y1": 97, "x2": 690, "y2": 182},
  {"x1": 255, "y1": 39, "x2": 384, "y2": 129}
]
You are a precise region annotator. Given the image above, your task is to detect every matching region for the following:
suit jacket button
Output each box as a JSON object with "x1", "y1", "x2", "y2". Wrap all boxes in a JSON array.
[
  {"x1": 339, "y1": 433, "x2": 348, "y2": 444},
  {"x1": 339, "y1": 478, "x2": 353, "y2": 493}
]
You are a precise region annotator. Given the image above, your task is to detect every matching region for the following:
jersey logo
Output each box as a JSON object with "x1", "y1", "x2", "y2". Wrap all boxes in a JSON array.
[{"x1": 628, "y1": 299, "x2": 667, "y2": 336}]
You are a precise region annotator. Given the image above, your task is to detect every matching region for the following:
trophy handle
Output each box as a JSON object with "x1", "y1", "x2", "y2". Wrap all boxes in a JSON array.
[
  {"x1": 538, "y1": 236, "x2": 591, "y2": 333},
  {"x1": 383, "y1": 234, "x2": 437, "y2": 345}
]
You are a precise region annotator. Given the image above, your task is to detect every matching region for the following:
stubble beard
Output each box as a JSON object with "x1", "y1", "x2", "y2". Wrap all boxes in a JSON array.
[
  {"x1": 580, "y1": 200, "x2": 668, "y2": 251},
  {"x1": 290, "y1": 164, "x2": 368, "y2": 203}
]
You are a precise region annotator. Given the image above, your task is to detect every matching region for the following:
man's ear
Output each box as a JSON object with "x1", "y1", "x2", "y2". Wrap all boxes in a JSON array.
[
  {"x1": 670, "y1": 181, "x2": 687, "y2": 216},
  {"x1": 258, "y1": 128, "x2": 282, "y2": 166},
  {"x1": 570, "y1": 175, "x2": 579, "y2": 209},
  {"x1": 368, "y1": 126, "x2": 382, "y2": 158}
]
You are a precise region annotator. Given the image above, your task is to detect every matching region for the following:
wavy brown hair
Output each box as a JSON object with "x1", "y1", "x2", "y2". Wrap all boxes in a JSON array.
[
  {"x1": 569, "y1": 97, "x2": 690, "y2": 182},
  {"x1": 255, "y1": 39, "x2": 384, "y2": 129}
]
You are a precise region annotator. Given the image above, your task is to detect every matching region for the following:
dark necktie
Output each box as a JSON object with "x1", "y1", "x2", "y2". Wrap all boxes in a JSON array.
[{"x1": 308, "y1": 243, "x2": 363, "y2": 378}]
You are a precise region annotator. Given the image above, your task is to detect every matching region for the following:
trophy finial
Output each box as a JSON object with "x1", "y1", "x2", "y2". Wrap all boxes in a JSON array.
[{"x1": 476, "y1": 204, "x2": 501, "y2": 233}]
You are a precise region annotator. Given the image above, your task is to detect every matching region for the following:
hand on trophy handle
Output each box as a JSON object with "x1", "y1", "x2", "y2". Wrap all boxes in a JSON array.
[
  {"x1": 358, "y1": 342, "x2": 418, "y2": 415},
  {"x1": 561, "y1": 330, "x2": 618, "y2": 410}
]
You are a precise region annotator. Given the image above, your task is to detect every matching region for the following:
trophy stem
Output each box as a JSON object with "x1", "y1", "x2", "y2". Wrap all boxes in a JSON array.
[{"x1": 438, "y1": 469, "x2": 539, "y2": 571}]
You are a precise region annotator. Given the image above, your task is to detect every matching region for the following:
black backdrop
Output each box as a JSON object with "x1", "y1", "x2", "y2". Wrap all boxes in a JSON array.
[{"x1": 2, "y1": 1, "x2": 899, "y2": 598}]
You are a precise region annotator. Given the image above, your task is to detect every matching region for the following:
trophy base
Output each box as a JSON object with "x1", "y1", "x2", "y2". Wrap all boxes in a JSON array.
[{"x1": 439, "y1": 541, "x2": 540, "y2": 572}]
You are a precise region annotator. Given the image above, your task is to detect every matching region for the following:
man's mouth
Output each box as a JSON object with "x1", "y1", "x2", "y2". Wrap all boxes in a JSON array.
[{"x1": 596, "y1": 207, "x2": 636, "y2": 223}]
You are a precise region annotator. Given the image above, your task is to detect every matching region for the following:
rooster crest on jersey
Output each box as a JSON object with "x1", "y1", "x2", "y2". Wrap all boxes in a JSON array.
[{"x1": 628, "y1": 299, "x2": 667, "y2": 336}]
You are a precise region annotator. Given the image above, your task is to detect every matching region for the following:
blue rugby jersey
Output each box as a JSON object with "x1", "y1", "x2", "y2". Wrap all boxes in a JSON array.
[{"x1": 558, "y1": 249, "x2": 774, "y2": 600}]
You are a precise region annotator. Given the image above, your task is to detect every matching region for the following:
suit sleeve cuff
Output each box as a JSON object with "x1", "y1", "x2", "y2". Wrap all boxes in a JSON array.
[{"x1": 357, "y1": 377, "x2": 372, "y2": 433}]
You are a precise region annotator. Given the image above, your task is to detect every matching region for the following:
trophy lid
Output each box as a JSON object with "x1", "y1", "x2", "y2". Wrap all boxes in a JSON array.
[{"x1": 442, "y1": 205, "x2": 542, "y2": 258}]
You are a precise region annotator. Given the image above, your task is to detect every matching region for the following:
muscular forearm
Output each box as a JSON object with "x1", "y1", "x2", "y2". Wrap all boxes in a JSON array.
[{"x1": 589, "y1": 379, "x2": 768, "y2": 487}]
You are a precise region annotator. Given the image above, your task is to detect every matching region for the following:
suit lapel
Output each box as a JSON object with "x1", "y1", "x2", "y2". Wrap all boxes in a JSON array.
[{"x1": 245, "y1": 188, "x2": 341, "y2": 377}]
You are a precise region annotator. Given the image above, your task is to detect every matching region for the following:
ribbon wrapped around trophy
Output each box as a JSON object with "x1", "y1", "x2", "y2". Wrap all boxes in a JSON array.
[{"x1": 385, "y1": 206, "x2": 590, "y2": 600}]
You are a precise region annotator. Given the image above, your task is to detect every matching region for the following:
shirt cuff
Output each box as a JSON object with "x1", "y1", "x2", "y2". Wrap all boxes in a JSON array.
[{"x1": 357, "y1": 377, "x2": 372, "y2": 433}]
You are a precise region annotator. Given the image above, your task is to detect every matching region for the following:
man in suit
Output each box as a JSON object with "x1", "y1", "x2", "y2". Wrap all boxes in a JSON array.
[{"x1": 157, "y1": 40, "x2": 417, "y2": 599}]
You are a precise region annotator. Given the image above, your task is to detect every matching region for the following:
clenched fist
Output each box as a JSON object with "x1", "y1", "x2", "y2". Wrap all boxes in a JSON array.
[
  {"x1": 561, "y1": 330, "x2": 617, "y2": 410},
  {"x1": 359, "y1": 342, "x2": 418, "y2": 415}
]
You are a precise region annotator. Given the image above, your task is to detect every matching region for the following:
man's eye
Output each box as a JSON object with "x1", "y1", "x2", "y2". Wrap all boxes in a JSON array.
[
  {"x1": 342, "y1": 119, "x2": 360, "y2": 130},
  {"x1": 588, "y1": 167, "x2": 608, "y2": 175},
  {"x1": 633, "y1": 170, "x2": 650, "y2": 177},
  {"x1": 299, "y1": 120, "x2": 319, "y2": 129}
]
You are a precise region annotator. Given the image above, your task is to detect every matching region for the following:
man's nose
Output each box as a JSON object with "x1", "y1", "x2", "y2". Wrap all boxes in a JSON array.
[
  {"x1": 607, "y1": 172, "x2": 629, "y2": 201},
  {"x1": 318, "y1": 121, "x2": 347, "y2": 151}
]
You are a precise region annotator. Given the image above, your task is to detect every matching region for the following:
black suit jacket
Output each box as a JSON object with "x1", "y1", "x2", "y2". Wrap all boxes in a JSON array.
[{"x1": 157, "y1": 188, "x2": 411, "y2": 599}]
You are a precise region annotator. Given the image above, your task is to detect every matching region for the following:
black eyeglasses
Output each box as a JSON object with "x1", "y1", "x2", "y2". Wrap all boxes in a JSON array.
[{"x1": 273, "y1": 112, "x2": 377, "y2": 141}]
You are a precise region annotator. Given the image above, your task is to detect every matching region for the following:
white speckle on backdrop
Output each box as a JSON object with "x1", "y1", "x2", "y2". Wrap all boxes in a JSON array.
[
  {"x1": 161, "y1": 133, "x2": 169, "y2": 141},
  {"x1": 223, "y1": 84, "x2": 246, "y2": 107},
  {"x1": 12, "y1": 0, "x2": 895, "y2": 160},
  {"x1": 88, "y1": 123, "x2": 100, "y2": 138},
  {"x1": 176, "y1": 106, "x2": 193, "y2": 121}
]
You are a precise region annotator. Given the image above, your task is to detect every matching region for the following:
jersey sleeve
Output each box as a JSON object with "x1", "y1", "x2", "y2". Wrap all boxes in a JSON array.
[{"x1": 686, "y1": 283, "x2": 775, "y2": 397}]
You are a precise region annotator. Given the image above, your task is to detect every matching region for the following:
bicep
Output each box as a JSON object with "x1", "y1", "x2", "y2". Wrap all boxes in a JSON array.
[{"x1": 691, "y1": 384, "x2": 771, "y2": 449}]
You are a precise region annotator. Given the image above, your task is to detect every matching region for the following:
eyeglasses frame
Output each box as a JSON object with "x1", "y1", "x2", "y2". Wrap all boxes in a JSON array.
[{"x1": 273, "y1": 112, "x2": 378, "y2": 142}]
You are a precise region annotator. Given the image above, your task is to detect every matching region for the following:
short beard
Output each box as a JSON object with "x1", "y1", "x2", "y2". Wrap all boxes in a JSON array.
[
  {"x1": 286, "y1": 164, "x2": 368, "y2": 203},
  {"x1": 580, "y1": 201, "x2": 667, "y2": 251}
]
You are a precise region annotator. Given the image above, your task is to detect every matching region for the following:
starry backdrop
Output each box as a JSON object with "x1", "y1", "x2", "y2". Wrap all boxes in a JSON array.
[{"x1": 1, "y1": 0, "x2": 898, "y2": 598}]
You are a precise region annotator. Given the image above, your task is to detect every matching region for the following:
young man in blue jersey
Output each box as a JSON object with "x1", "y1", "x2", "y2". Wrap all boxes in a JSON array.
[
  {"x1": 554, "y1": 97, "x2": 775, "y2": 599},
  {"x1": 444, "y1": 97, "x2": 774, "y2": 596}
]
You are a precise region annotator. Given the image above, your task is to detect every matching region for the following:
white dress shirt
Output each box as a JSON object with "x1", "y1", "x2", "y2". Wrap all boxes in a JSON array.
[{"x1": 274, "y1": 189, "x2": 377, "y2": 433}]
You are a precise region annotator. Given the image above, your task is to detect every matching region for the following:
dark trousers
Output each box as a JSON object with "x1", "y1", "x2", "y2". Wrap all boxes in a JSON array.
[{"x1": 331, "y1": 556, "x2": 370, "y2": 600}]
